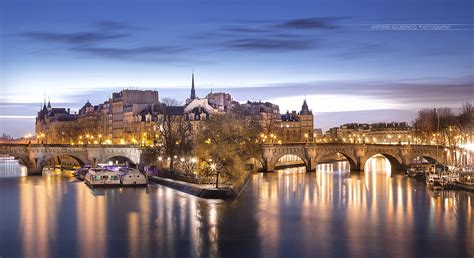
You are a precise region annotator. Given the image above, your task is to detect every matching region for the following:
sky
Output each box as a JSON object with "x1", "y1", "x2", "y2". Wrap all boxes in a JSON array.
[{"x1": 0, "y1": 0, "x2": 473, "y2": 137}]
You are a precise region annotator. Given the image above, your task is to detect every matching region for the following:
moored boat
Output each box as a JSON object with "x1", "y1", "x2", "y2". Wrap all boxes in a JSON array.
[
  {"x1": 74, "y1": 165, "x2": 91, "y2": 181},
  {"x1": 455, "y1": 166, "x2": 474, "y2": 191},
  {"x1": 84, "y1": 168, "x2": 121, "y2": 187},
  {"x1": 407, "y1": 166, "x2": 426, "y2": 178},
  {"x1": 118, "y1": 167, "x2": 148, "y2": 186}
]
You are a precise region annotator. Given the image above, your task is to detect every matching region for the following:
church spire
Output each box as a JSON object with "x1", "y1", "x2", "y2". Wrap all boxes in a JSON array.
[
  {"x1": 47, "y1": 97, "x2": 51, "y2": 110},
  {"x1": 190, "y1": 72, "x2": 196, "y2": 100},
  {"x1": 42, "y1": 94, "x2": 47, "y2": 111}
]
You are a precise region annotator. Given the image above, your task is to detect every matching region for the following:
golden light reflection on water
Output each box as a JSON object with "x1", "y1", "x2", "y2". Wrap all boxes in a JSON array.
[
  {"x1": 19, "y1": 175, "x2": 65, "y2": 258},
  {"x1": 4, "y1": 161, "x2": 472, "y2": 258},
  {"x1": 76, "y1": 184, "x2": 107, "y2": 258},
  {"x1": 253, "y1": 157, "x2": 473, "y2": 258}
]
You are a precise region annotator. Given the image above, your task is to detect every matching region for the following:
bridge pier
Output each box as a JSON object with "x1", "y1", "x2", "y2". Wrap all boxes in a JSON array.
[
  {"x1": 26, "y1": 158, "x2": 44, "y2": 175},
  {"x1": 263, "y1": 158, "x2": 275, "y2": 172},
  {"x1": 307, "y1": 157, "x2": 317, "y2": 172}
]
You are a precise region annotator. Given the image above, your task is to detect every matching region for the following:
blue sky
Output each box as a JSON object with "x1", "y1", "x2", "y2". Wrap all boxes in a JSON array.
[{"x1": 0, "y1": 0, "x2": 473, "y2": 137}]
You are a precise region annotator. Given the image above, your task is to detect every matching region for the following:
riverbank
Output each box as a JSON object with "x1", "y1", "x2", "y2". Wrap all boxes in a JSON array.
[{"x1": 148, "y1": 172, "x2": 253, "y2": 200}]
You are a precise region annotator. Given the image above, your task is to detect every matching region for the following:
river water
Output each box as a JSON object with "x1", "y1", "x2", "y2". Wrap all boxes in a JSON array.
[{"x1": 0, "y1": 160, "x2": 472, "y2": 258}]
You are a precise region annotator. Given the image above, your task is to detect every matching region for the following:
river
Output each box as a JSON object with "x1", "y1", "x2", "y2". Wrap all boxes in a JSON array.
[{"x1": 0, "y1": 159, "x2": 472, "y2": 258}]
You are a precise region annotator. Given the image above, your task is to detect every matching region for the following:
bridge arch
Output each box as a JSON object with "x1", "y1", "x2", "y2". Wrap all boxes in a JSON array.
[
  {"x1": 100, "y1": 155, "x2": 137, "y2": 167},
  {"x1": 410, "y1": 155, "x2": 438, "y2": 164},
  {"x1": 409, "y1": 151, "x2": 443, "y2": 165},
  {"x1": 273, "y1": 153, "x2": 309, "y2": 170},
  {"x1": 42, "y1": 154, "x2": 87, "y2": 168},
  {"x1": 245, "y1": 157, "x2": 264, "y2": 172},
  {"x1": 316, "y1": 152, "x2": 357, "y2": 172},
  {"x1": 363, "y1": 153, "x2": 403, "y2": 174}
]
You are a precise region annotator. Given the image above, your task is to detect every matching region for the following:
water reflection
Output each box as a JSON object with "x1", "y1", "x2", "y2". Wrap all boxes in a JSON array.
[
  {"x1": 0, "y1": 162, "x2": 472, "y2": 258},
  {"x1": 317, "y1": 161, "x2": 351, "y2": 175},
  {"x1": 0, "y1": 160, "x2": 27, "y2": 177}
]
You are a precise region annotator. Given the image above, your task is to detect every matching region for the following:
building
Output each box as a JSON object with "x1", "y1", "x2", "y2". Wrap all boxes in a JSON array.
[
  {"x1": 180, "y1": 74, "x2": 315, "y2": 144},
  {"x1": 240, "y1": 101, "x2": 281, "y2": 142},
  {"x1": 322, "y1": 122, "x2": 413, "y2": 144},
  {"x1": 280, "y1": 100, "x2": 314, "y2": 143},
  {"x1": 35, "y1": 90, "x2": 161, "y2": 145},
  {"x1": 206, "y1": 92, "x2": 239, "y2": 112},
  {"x1": 239, "y1": 99, "x2": 314, "y2": 143},
  {"x1": 35, "y1": 74, "x2": 316, "y2": 145},
  {"x1": 111, "y1": 90, "x2": 159, "y2": 144},
  {"x1": 35, "y1": 98, "x2": 75, "y2": 144}
]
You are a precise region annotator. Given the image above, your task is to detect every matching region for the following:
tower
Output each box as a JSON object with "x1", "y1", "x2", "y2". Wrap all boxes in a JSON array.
[
  {"x1": 190, "y1": 73, "x2": 196, "y2": 100},
  {"x1": 299, "y1": 99, "x2": 313, "y2": 142},
  {"x1": 300, "y1": 99, "x2": 310, "y2": 115},
  {"x1": 47, "y1": 97, "x2": 52, "y2": 111},
  {"x1": 43, "y1": 95, "x2": 47, "y2": 111}
]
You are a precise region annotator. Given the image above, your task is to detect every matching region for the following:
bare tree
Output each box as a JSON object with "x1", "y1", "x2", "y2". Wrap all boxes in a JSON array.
[
  {"x1": 161, "y1": 97, "x2": 181, "y2": 107},
  {"x1": 458, "y1": 102, "x2": 473, "y2": 144},
  {"x1": 155, "y1": 99, "x2": 192, "y2": 170}
]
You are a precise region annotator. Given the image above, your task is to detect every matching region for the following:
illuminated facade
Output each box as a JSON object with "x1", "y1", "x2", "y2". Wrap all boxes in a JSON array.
[
  {"x1": 35, "y1": 75, "x2": 316, "y2": 145},
  {"x1": 35, "y1": 90, "x2": 161, "y2": 145},
  {"x1": 280, "y1": 100, "x2": 314, "y2": 143},
  {"x1": 323, "y1": 122, "x2": 413, "y2": 144}
]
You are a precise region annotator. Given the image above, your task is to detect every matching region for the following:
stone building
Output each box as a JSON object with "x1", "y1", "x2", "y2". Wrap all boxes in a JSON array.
[
  {"x1": 322, "y1": 122, "x2": 413, "y2": 144},
  {"x1": 35, "y1": 99, "x2": 75, "y2": 144},
  {"x1": 239, "y1": 99, "x2": 314, "y2": 143},
  {"x1": 111, "y1": 90, "x2": 159, "y2": 144},
  {"x1": 280, "y1": 100, "x2": 314, "y2": 143},
  {"x1": 206, "y1": 92, "x2": 239, "y2": 112},
  {"x1": 35, "y1": 90, "x2": 160, "y2": 145},
  {"x1": 35, "y1": 74, "x2": 316, "y2": 145}
]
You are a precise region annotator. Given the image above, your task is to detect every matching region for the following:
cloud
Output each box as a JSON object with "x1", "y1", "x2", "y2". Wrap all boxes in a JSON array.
[
  {"x1": 226, "y1": 37, "x2": 315, "y2": 51},
  {"x1": 71, "y1": 46, "x2": 192, "y2": 63},
  {"x1": 207, "y1": 78, "x2": 473, "y2": 109},
  {"x1": 19, "y1": 20, "x2": 138, "y2": 45},
  {"x1": 19, "y1": 21, "x2": 194, "y2": 63},
  {"x1": 73, "y1": 46, "x2": 186, "y2": 57},
  {"x1": 21, "y1": 31, "x2": 129, "y2": 44},
  {"x1": 277, "y1": 17, "x2": 342, "y2": 30},
  {"x1": 197, "y1": 17, "x2": 345, "y2": 53}
]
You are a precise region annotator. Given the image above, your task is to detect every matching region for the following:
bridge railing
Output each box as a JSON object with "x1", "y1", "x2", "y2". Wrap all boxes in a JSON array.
[{"x1": 0, "y1": 143, "x2": 141, "y2": 148}]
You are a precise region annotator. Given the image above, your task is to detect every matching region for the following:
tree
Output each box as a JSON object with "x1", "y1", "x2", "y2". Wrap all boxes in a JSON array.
[
  {"x1": 155, "y1": 99, "x2": 193, "y2": 171},
  {"x1": 259, "y1": 111, "x2": 282, "y2": 143},
  {"x1": 194, "y1": 110, "x2": 261, "y2": 187},
  {"x1": 413, "y1": 107, "x2": 457, "y2": 145},
  {"x1": 458, "y1": 102, "x2": 473, "y2": 144}
]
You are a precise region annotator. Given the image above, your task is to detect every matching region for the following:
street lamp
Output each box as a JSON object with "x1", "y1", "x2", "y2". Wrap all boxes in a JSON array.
[{"x1": 210, "y1": 162, "x2": 223, "y2": 188}]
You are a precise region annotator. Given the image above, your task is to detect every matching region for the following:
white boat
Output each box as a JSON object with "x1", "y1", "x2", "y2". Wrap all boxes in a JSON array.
[
  {"x1": 84, "y1": 168, "x2": 121, "y2": 187},
  {"x1": 426, "y1": 172, "x2": 440, "y2": 185},
  {"x1": 118, "y1": 167, "x2": 147, "y2": 186},
  {"x1": 455, "y1": 166, "x2": 474, "y2": 191}
]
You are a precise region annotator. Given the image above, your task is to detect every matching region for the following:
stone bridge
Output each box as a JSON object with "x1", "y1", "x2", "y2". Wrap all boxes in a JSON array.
[
  {"x1": 260, "y1": 143, "x2": 447, "y2": 173},
  {"x1": 0, "y1": 144, "x2": 142, "y2": 175}
]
